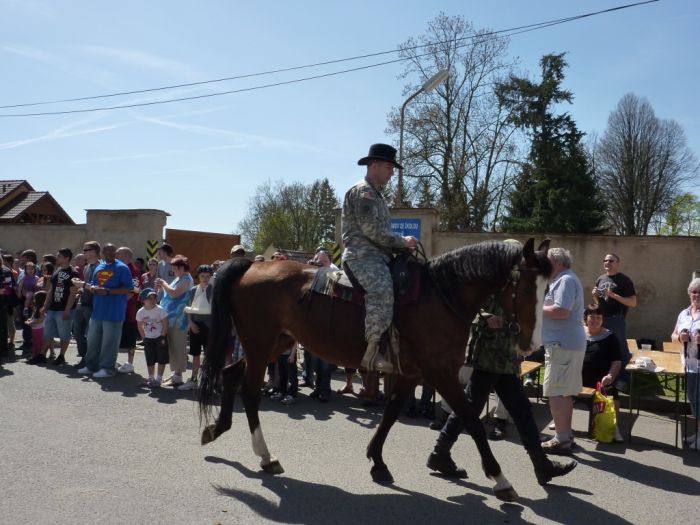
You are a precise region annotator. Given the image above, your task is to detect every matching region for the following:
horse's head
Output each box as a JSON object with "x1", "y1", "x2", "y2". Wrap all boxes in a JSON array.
[{"x1": 497, "y1": 238, "x2": 551, "y2": 352}]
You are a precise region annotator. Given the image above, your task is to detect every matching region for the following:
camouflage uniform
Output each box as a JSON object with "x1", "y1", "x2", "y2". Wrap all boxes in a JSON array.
[
  {"x1": 341, "y1": 176, "x2": 405, "y2": 344},
  {"x1": 469, "y1": 297, "x2": 519, "y2": 375}
]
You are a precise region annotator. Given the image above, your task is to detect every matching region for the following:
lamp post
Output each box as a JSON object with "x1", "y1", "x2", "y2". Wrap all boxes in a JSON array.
[{"x1": 396, "y1": 68, "x2": 449, "y2": 206}]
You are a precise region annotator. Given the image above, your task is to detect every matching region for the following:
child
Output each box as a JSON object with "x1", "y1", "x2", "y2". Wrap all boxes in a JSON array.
[
  {"x1": 25, "y1": 291, "x2": 47, "y2": 363},
  {"x1": 135, "y1": 288, "x2": 168, "y2": 388},
  {"x1": 18, "y1": 262, "x2": 39, "y2": 318}
]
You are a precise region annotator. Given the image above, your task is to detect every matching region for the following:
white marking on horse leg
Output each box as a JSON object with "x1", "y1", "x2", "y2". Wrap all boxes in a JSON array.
[
  {"x1": 251, "y1": 426, "x2": 274, "y2": 464},
  {"x1": 491, "y1": 472, "x2": 512, "y2": 492},
  {"x1": 532, "y1": 275, "x2": 548, "y2": 348}
]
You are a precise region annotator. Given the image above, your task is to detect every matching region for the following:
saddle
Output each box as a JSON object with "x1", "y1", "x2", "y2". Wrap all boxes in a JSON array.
[{"x1": 307, "y1": 252, "x2": 423, "y2": 306}]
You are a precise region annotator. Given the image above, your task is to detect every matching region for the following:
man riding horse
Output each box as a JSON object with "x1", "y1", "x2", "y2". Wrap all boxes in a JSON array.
[{"x1": 341, "y1": 143, "x2": 418, "y2": 374}]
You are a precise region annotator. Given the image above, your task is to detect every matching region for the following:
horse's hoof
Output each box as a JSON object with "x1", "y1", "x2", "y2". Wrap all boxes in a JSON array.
[
  {"x1": 494, "y1": 486, "x2": 519, "y2": 502},
  {"x1": 370, "y1": 465, "x2": 394, "y2": 485},
  {"x1": 261, "y1": 460, "x2": 285, "y2": 475},
  {"x1": 201, "y1": 425, "x2": 218, "y2": 445}
]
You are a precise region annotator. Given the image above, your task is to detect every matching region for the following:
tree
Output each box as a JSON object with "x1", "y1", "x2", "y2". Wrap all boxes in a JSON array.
[
  {"x1": 655, "y1": 193, "x2": 700, "y2": 236},
  {"x1": 386, "y1": 13, "x2": 520, "y2": 231},
  {"x1": 238, "y1": 179, "x2": 339, "y2": 253},
  {"x1": 595, "y1": 93, "x2": 699, "y2": 235},
  {"x1": 499, "y1": 53, "x2": 605, "y2": 233}
]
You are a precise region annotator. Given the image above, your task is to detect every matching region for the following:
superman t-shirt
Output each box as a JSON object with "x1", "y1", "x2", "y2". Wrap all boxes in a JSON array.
[{"x1": 90, "y1": 259, "x2": 134, "y2": 322}]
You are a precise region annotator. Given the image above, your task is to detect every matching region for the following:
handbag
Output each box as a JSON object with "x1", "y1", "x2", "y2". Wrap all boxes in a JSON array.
[{"x1": 592, "y1": 381, "x2": 617, "y2": 443}]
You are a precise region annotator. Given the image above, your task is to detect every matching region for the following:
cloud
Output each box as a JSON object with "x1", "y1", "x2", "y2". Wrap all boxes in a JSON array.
[
  {"x1": 138, "y1": 115, "x2": 334, "y2": 154},
  {"x1": 0, "y1": 114, "x2": 131, "y2": 150},
  {"x1": 72, "y1": 144, "x2": 245, "y2": 164},
  {"x1": 81, "y1": 46, "x2": 201, "y2": 80},
  {"x1": 1, "y1": 44, "x2": 54, "y2": 63}
]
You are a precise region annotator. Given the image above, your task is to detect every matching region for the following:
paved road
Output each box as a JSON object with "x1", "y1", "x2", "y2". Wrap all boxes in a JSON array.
[{"x1": 1, "y1": 344, "x2": 698, "y2": 525}]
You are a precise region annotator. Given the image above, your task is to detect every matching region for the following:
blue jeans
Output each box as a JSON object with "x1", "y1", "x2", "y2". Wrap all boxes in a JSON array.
[
  {"x1": 72, "y1": 305, "x2": 92, "y2": 358},
  {"x1": 44, "y1": 309, "x2": 75, "y2": 342},
  {"x1": 314, "y1": 355, "x2": 336, "y2": 395},
  {"x1": 85, "y1": 319, "x2": 123, "y2": 372}
]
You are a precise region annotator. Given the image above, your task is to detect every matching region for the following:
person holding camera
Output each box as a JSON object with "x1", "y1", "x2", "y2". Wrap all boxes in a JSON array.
[
  {"x1": 592, "y1": 253, "x2": 637, "y2": 389},
  {"x1": 670, "y1": 278, "x2": 700, "y2": 450}
]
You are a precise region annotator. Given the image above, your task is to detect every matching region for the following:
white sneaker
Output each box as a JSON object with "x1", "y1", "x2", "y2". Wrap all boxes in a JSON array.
[
  {"x1": 77, "y1": 367, "x2": 93, "y2": 375},
  {"x1": 524, "y1": 377, "x2": 534, "y2": 387},
  {"x1": 117, "y1": 362, "x2": 134, "y2": 374},
  {"x1": 177, "y1": 378, "x2": 197, "y2": 391},
  {"x1": 690, "y1": 436, "x2": 700, "y2": 451},
  {"x1": 93, "y1": 368, "x2": 114, "y2": 378},
  {"x1": 684, "y1": 432, "x2": 697, "y2": 444},
  {"x1": 614, "y1": 427, "x2": 624, "y2": 443}
]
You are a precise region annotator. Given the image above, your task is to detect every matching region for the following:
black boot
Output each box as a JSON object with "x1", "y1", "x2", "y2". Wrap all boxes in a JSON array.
[
  {"x1": 529, "y1": 450, "x2": 577, "y2": 486},
  {"x1": 426, "y1": 442, "x2": 468, "y2": 479}
]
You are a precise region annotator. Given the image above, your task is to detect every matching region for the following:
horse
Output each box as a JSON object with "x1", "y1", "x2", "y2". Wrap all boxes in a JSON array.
[{"x1": 198, "y1": 238, "x2": 551, "y2": 502}]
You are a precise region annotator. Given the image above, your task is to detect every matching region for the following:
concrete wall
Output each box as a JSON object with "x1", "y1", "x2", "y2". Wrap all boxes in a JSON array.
[
  {"x1": 1, "y1": 209, "x2": 168, "y2": 262},
  {"x1": 333, "y1": 206, "x2": 699, "y2": 346},
  {"x1": 434, "y1": 231, "x2": 700, "y2": 347}
]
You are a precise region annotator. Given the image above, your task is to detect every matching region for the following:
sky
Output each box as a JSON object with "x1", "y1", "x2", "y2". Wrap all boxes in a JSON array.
[{"x1": 2, "y1": 0, "x2": 698, "y2": 237}]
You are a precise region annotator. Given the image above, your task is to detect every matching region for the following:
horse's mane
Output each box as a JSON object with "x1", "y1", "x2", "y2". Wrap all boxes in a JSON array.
[{"x1": 427, "y1": 241, "x2": 522, "y2": 292}]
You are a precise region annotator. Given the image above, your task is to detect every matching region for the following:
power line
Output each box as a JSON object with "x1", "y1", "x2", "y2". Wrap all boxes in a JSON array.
[{"x1": 0, "y1": 0, "x2": 659, "y2": 118}]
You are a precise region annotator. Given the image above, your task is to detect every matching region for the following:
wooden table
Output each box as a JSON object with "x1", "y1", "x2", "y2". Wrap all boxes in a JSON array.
[{"x1": 626, "y1": 350, "x2": 686, "y2": 448}]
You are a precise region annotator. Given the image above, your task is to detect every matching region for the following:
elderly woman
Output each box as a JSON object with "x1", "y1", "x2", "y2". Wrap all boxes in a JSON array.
[
  {"x1": 582, "y1": 304, "x2": 623, "y2": 442},
  {"x1": 157, "y1": 255, "x2": 193, "y2": 388},
  {"x1": 670, "y1": 277, "x2": 700, "y2": 450}
]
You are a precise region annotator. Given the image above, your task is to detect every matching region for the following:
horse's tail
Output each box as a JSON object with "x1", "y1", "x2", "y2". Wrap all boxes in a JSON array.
[{"x1": 198, "y1": 257, "x2": 253, "y2": 426}]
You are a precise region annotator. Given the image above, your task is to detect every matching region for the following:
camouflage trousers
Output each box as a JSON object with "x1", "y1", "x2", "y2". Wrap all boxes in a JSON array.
[{"x1": 344, "y1": 257, "x2": 394, "y2": 342}]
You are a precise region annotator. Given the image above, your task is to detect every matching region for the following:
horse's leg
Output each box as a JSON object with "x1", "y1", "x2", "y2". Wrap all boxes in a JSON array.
[
  {"x1": 435, "y1": 377, "x2": 518, "y2": 502},
  {"x1": 366, "y1": 376, "x2": 415, "y2": 484},
  {"x1": 202, "y1": 359, "x2": 245, "y2": 445},
  {"x1": 239, "y1": 355, "x2": 284, "y2": 475}
]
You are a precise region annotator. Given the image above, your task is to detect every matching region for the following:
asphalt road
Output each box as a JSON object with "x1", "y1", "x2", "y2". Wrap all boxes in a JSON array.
[{"x1": 1, "y1": 344, "x2": 698, "y2": 525}]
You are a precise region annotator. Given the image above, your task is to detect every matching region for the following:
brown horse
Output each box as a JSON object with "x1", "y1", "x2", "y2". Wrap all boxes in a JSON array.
[{"x1": 198, "y1": 239, "x2": 551, "y2": 501}]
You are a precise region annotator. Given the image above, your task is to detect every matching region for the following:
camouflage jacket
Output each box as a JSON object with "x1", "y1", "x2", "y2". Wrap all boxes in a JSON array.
[
  {"x1": 341, "y1": 176, "x2": 405, "y2": 262},
  {"x1": 467, "y1": 296, "x2": 519, "y2": 375}
]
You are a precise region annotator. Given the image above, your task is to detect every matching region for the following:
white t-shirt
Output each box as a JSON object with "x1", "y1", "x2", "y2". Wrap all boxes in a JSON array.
[{"x1": 136, "y1": 305, "x2": 168, "y2": 339}]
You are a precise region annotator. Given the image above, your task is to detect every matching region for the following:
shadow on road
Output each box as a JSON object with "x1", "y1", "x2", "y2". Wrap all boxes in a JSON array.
[
  {"x1": 574, "y1": 449, "x2": 700, "y2": 495},
  {"x1": 205, "y1": 457, "x2": 515, "y2": 525}
]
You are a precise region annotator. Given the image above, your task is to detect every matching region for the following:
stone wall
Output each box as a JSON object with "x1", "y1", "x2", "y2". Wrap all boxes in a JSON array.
[
  {"x1": 1, "y1": 209, "x2": 168, "y2": 262},
  {"x1": 333, "y1": 206, "x2": 699, "y2": 346}
]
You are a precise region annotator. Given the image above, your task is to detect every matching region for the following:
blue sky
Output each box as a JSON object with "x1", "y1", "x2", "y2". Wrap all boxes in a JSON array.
[{"x1": 2, "y1": 0, "x2": 697, "y2": 236}]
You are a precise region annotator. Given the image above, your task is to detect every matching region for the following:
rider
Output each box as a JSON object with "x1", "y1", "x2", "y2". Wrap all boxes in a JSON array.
[{"x1": 341, "y1": 143, "x2": 418, "y2": 374}]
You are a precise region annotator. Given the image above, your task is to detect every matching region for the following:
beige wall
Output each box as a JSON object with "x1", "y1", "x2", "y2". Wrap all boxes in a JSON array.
[
  {"x1": 334, "y1": 206, "x2": 699, "y2": 346},
  {"x1": 1, "y1": 209, "x2": 168, "y2": 262},
  {"x1": 434, "y1": 231, "x2": 700, "y2": 347}
]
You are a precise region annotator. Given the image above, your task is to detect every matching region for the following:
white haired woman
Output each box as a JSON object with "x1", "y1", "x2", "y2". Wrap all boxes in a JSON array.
[{"x1": 670, "y1": 277, "x2": 700, "y2": 450}]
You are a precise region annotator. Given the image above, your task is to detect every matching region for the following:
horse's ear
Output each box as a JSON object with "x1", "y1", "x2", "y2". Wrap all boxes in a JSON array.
[
  {"x1": 523, "y1": 238, "x2": 535, "y2": 264},
  {"x1": 537, "y1": 239, "x2": 551, "y2": 253}
]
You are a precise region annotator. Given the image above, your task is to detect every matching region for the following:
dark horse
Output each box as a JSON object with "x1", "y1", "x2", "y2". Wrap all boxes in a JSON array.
[{"x1": 198, "y1": 239, "x2": 551, "y2": 501}]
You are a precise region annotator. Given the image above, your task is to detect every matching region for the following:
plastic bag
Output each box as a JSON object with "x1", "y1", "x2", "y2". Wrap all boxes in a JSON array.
[{"x1": 592, "y1": 382, "x2": 617, "y2": 443}]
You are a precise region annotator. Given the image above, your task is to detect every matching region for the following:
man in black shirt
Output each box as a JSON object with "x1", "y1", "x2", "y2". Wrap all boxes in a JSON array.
[
  {"x1": 31, "y1": 248, "x2": 78, "y2": 365},
  {"x1": 592, "y1": 253, "x2": 637, "y2": 388}
]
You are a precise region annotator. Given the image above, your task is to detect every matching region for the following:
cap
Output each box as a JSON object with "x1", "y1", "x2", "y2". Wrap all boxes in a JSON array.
[
  {"x1": 139, "y1": 288, "x2": 157, "y2": 301},
  {"x1": 230, "y1": 244, "x2": 245, "y2": 255}
]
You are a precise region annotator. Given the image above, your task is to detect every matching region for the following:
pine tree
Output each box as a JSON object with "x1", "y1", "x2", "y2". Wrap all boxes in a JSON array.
[{"x1": 499, "y1": 53, "x2": 604, "y2": 233}]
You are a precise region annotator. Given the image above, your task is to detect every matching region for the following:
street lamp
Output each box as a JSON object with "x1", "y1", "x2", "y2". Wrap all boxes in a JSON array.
[{"x1": 396, "y1": 68, "x2": 450, "y2": 206}]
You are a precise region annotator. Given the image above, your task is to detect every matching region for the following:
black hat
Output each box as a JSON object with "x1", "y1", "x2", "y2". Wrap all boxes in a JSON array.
[{"x1": 357, "y1": 143, "x2": 403, "y2": 169}]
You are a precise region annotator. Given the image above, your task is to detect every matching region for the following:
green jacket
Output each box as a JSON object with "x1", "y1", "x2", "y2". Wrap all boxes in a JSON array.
[{"x1": 468, "y1": 296, "x2": 519, "y2": 375}]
